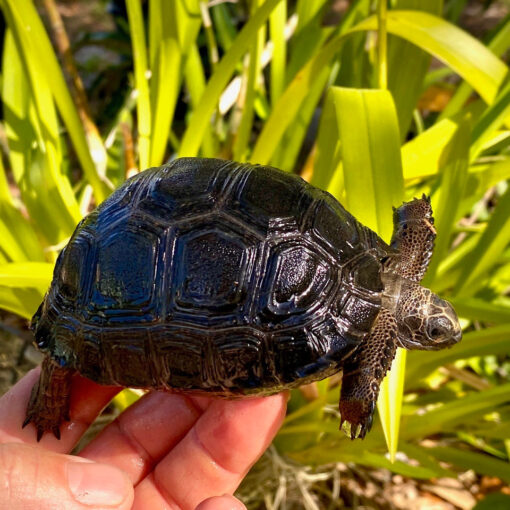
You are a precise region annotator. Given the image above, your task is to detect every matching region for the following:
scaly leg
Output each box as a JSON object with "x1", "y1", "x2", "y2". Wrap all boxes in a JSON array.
[
  {"x1": 386, "y1": 195, "x2": 436, "y2": 282},
  {"x1": 339, "y1": 309, "x2": 397, "y2": 439},
  {"x1": 23, "y1": 356, "x2": 73, "y2": 441}
]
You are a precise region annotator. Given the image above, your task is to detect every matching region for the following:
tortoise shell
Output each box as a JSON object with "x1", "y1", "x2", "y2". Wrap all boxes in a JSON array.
[{"x1": 33, "y1": 158, "x2": 392, "y2": 396}]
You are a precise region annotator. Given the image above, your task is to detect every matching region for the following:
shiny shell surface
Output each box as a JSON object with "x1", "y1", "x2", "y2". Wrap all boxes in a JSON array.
[{"x1": 33, "y1": 158, "x2": 390, "y2": 396}]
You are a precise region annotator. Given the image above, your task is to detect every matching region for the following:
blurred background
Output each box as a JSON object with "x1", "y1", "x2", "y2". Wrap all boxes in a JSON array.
[{"x1": 1, "y1": 0, "x2": 510, "y2": 508}]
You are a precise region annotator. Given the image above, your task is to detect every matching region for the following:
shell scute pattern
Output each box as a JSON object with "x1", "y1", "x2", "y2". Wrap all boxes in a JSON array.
[
  {"x1": 136, "y1": 159, "x2": 241, "y2": 224},
  {"x1": 309, "y1": 194, "x2": 363, "y2": 263},
  {"x1": 169, "y1": 218, "x2": 259, "y2": 328},
  {"x1": 258, "y1": 241, "x2": 333, "y2": 324},
  {"x1": 224, "y1": 164, "x2": 313, "y2": 237},
  {"x1": 37, "y1": 158, "x2": 389, "y2": 393}
]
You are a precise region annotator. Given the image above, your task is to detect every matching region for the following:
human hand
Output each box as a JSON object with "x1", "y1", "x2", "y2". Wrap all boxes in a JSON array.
[{"x1": 0, "y1": 367, "x2": 287, "y2": 509}]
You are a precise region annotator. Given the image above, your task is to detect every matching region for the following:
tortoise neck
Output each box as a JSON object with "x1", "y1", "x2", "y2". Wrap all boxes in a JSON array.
[{"x1": 380, "y1": 270, "x2": 402, "y2": 313}]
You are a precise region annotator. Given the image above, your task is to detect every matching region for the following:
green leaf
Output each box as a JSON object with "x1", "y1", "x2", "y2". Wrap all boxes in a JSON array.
[
  {"x1": 269, "y1": 1, "x2": 287, "y2": 105},
  {"x1": 406, "y1": 324, "x2": 510, "y2": 383},
  {"x1": 0, "y1": 262, "x2": 53, "y2": 291},
  {"x1": 0, "y1": 286, "x2": 43, "y2": 319},
  {"x1": 1, "y1": 28, "x2": 81, "y2": 244},
  {"x1": 454, "y1": 185, "x2": 510, "y2": 296},
  {"x1": 328, "y1": 86, "x2": 404, "y2": 458},
  {"x1": 149, "y1": 37, "x2": 181, "y2": 166},
  {"x1": 402, "y1": 383, "x2": 510, "y2": 439},
  {"x1": 449, "y1": 297, "x2": 510, "y2": 323},
  {"x1": 0, "y1": 0, "x2": 108, "y2": 202},
  {"x1": 126, "y1": 0, "x2": 151, "y2": 170},
  {"x1": 331, "y1": 87, "x2": 404, "y2": 239},
  {"x1": 470, "y1": 80, "x2": 510, "y2": 162},
  {"x1": 387, "y1": 0, "x2": 442, "y2": 138},
  {"x1": 179, "y1": 0, "x2": 283, "y2": 157},
  {"x1": 424, "y1": 446, "x2": 510, "y2": 483},
  {"x1": 353, "y1": 11, "x2": 507, "y2": 104},
  {"x1": 423, "y1": 120, "x2": 469, "y2": 285},
  {"x1": 401, "y1": 117, "x2": 465, "y2": 181},
  {"x1": 473, "y1": 494, "x2": 510, "y2": 510}
]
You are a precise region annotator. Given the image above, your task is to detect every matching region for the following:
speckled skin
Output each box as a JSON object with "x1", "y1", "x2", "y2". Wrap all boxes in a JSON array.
[{"x1": 25, "y1": 158, "x2": 462, "y2": 441}]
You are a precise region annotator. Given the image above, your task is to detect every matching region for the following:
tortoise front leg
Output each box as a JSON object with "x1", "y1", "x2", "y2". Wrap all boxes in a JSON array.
[
  {"x1": 23, "y1": 356, "x2": 73, "y2": 441},
  {"x1": 386, "y1": 195, "x2": 436, "y2": 282},
  {"x1": 339, "y1": 309, "x2": 397, "y2": 439}
]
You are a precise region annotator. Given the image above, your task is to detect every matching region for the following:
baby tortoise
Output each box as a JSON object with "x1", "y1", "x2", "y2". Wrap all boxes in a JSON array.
[{"x1": 24, "y1": 158, "x2": 461, "y2": 441}]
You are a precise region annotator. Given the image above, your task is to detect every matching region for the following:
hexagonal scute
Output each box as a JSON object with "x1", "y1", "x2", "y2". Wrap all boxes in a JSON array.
[
  {"x1": 169, "y1": 220, "x2": 258, "y2": 325},
  {"x1": 260, "y1": 242, "x2": 333, "y2": 322},
  {"x1": 89, "y1": 220, "x2": 161, "y2": 315},
  {"x1": 57, "y1": 233, "x2": 94, "y2": 306},
  {"x1": 136, "y1": 159, "x2": 242, "y2": 225},
  {"x1": 225, "y1": 165, "x2": 312, "y2": 236},
  {"x1": 310, "y1": 195, "x2": 363, "y2": 264},
  {"x1": 211, "y1": 333, "x2": 265, "y2": 391}
]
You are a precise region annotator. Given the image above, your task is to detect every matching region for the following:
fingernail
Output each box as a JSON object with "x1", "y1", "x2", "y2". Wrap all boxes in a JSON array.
[{"x1": 67, "y1": 461, "x2": 130, "y2": 506}]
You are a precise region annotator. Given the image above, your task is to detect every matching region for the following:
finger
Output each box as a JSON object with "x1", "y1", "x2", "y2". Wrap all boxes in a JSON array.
[
  {"x1": 0, "y1": 367, "x2": 120, "y2": 453},
  {"x1": 133, "y1": 393, "x2": 287, "y2": 510},
  {"x1": 0, "y1": 442, "x2": 133, "y2": 510},
  {"x1": 79, "y1": 391, "x2": 202, "y2": 484},
  {"x1": 195, "y1": 495, "x2": 246, "y2": 510}
]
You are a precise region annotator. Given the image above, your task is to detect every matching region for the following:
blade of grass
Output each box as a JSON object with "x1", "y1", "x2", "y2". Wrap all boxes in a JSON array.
[
  {"x1": 126, "y1": 0, "x2": 151, "y2": 170},
  {"x1": 401, "y1": 116, "x2": 465, "y2": 181},
  {"x1": 149, "y1": 37, "x2": 181, "y2": 166},
  {"x1": 332, "y1": 87, "x2": 403, "y2": 237},
  {"x1": 402, "y1": 383, "x2": 510, "y2": 439},
  {"x1": 439, "y1": 13, "x2": 510, "y2": 121},
  {"x1": 454, "y1": 185, "x2": 510, "y2": 296},
  {"x1": 269, "y1": 0, "x2": 286, "y2": 105},
  {"x1": 330, "y1": 86, "x2": 404, "y2": 459},
  {"x1": 353, "y1": 11, "x2": 507, "y2": 105},
  {"x1": 2, "y1": 28, "x2": 81, "y2": 244},
  {"x1": 406, "y1": 324, "x2": 510, "y2": 383},
  {"x1": 0, "y1": 287, "x2": 44, "y2": 319},
  {"x1": 422, "y1": 446, "x2": 510, "y2": 483},
  {"x1": 470, "y1": 81, "x2": 510, "y2": 162},
  {"x1": 0, "y1": 0, "x2": 108, "y2": 202},
  {"x1": 0, "y1": 262, "x2": 53, "y2": 290},
  {"x1": 233, "y1": 0, "x2": 265, "y2": 161},
  {"x1": 423, "y1": 120, "x2": 469, "y2": 285},
  {"x1": 179, "y1": 0, "x2": 283, "y2": 158},
  {"x1": 387, "y1": 0, "x2": 442, "y2": 138}
]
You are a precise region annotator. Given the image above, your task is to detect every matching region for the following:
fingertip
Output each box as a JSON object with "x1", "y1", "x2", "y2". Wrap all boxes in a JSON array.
[
  {"x1": 194, "y1": 392, "x2": 287, "y2": 474},
  {"x1": 195, "y1": 495, "x2": 247, "y2": 510}
]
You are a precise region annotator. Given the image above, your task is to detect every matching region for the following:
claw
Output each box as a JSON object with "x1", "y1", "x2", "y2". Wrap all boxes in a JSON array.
[
  {"x1": 22, "y1": 416, "x2": 32, "y2": 429},
  {"x1": 36, "y1": 428, "x2": 44, "y2": 442},
  {"x1": 52, "y1": 426, "x2": 61, "y2": 440}
]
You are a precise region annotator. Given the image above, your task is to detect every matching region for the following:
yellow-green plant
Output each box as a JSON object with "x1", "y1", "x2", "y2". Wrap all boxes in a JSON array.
[{"x1": 1, "y1": 0, "x2": 510, "y2": 483}]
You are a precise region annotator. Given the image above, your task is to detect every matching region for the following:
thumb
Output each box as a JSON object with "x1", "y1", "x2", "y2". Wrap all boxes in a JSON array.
[{"x1": 0, "y1": 443, "x2": 133, "y2": 510}]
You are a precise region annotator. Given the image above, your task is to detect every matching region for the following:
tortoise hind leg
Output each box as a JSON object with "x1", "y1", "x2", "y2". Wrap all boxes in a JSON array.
[
  {"x1": 23, "y1": 356, "x2": 73, "y2": 441},
  {"x1": 339, "y1": 309, "x2": 397, "y2": 439}
]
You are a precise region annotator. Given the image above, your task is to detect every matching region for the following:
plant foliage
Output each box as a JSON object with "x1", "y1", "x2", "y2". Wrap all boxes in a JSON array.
[{"x1": 1, "y1": 0, "x2": 510, "y2": 483}]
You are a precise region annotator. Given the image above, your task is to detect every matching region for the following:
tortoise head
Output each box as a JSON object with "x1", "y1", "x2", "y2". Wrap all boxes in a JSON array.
[{"x1": 392, "y1": 279, "x2": 462, "y2": 351}]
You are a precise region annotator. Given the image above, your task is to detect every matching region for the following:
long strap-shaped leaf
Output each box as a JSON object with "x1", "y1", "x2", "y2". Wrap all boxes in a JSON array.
[
  {"x1": 178, "y1": 0, "x2": 283, "y2": 157},
  {"x1": 0, "y1": 0, "x2": 108, "y2": 202},
  {"x1": 252, "y1": 10, "x2": 507, "y2": 165},
  {"x1": 327, "y1": 86, "x2": 404, "y2": 459}
]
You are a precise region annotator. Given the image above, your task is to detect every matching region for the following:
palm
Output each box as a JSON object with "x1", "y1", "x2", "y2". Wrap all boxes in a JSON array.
[{"x1": 0, "y1": 368, "x2": 287, "y2": 509}]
